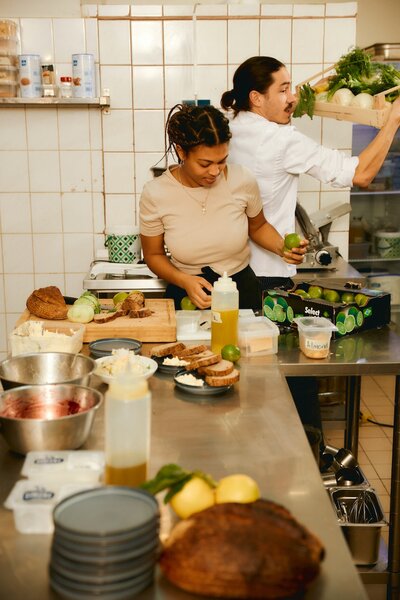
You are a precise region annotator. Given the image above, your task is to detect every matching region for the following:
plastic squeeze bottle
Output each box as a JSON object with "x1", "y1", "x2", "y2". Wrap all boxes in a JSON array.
[
  {"x1": 104, "y1": 376, "x2": 151, "y2": 487},
  {"x1": 211, "y1": 271, "x2": 239, "y2": 355}
]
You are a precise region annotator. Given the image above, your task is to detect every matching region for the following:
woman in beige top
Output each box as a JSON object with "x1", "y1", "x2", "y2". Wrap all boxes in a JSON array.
[{"x1": 140, "y1": 104, "x2": 306, "y2": 311}]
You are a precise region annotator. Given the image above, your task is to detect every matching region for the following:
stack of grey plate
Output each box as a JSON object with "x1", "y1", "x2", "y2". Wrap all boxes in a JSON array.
[{"x1": 49, "y1": 487, "x2": 160, "y2": 600}]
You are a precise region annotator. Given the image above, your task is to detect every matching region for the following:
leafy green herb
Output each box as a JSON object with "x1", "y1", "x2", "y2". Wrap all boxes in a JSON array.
[
  {"x1": 293, "y1": 83, "x2": 316, "y2": 118},
  {"x1": 140, "y1": 463, "x2": 217, "y2": 503}
]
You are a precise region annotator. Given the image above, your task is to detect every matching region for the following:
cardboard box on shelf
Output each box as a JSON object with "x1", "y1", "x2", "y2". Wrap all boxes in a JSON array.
[{"x1": 262, "y1": 281, "x2": 390, "y2": 338}]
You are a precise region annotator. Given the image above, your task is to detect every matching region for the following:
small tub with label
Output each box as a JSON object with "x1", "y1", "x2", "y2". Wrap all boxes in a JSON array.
[
  {"x1": 21, "y1": 450, "x2": 105, "y2": 482},
  {"x1": 294, "y1": 317, "x2": 337, "y2": 359}
]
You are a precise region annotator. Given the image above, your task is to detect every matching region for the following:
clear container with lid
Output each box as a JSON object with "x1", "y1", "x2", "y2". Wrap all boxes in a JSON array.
[
  {"x1": 0, "y1": 81, "x2": 17, "y2": 97},
  {"x1": 0, "y1": 20, "x2": 17, "y2": 37},
  {"x1": 294, "y1": 316, "x2": 337, "y2": 359},
  {"x1": 239, "y1": 316, "x2": 279, "y2": 356},
  {"x1": 211, "y1": 271, "x2": 239, "y2": 354},
  {"x1": 0, "y1": 65, "x2": 17, "y2": 83},
  {"x1": 0, "y1": 35, "x2": 18, "y2": 56}
]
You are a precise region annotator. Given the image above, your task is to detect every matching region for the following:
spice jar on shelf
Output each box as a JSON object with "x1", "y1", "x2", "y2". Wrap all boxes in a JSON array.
[{"x1": 59, "y1": 76, "x2": 72, "y2": 98}]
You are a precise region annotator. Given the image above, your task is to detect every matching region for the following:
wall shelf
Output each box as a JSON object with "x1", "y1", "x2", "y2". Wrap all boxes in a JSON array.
[
  {"x1": 0, "y1": 96, "x2": 110, "y2": 108},
  {"x1": 351, "y1": 189, "x2": 400, "y2": 196},
  {"x1": 350, "y1": 256, "x2": 400, "y2": 263}
]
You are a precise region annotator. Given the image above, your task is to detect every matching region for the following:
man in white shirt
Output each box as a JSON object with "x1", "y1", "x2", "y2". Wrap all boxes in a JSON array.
[{"x1": 221, "y1": 56, "x2": 400, "y2": 451}]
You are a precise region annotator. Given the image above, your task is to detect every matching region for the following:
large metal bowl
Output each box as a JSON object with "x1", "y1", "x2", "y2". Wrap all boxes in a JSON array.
[
  {"x1": 0, "y1": 352, "x2": 96, "y2": 390},
  {"x1": 0, "y1": 384, "x2": 103, "y2": 454}
]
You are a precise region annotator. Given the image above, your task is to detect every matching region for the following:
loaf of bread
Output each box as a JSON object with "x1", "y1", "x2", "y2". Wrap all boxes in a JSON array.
[
  {"x1": 26, "y1": 286, "x2": 68, "y2": 320},
  {"x1": 159, "y1": 499, "x2": 325, "y2": 599}
]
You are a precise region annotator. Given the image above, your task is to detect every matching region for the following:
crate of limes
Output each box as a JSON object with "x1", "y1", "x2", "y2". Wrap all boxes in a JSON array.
[{"x1": 262, "y1": 282, "x2": 390, "y2": 338}]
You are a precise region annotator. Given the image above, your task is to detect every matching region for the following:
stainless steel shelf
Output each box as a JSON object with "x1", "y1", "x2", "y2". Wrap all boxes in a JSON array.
[
  {"x1": 351, "y1": 190, "x2": 400, "y2": 196},
  {"x1": 350, "y1": 256, "x2": 400, "y2": 263},
  {"x1": 0, "y1": 95, "x2": 110, "y2": 107}
]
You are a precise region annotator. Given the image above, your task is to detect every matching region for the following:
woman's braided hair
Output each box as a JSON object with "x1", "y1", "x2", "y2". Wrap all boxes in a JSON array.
[{"x1": 166, "y1": 104, "x2": 231, "y2": 161}]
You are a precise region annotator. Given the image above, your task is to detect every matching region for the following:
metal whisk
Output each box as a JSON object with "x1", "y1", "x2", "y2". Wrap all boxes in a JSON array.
[{"x1": 348, "y1": 490, "x2": 380, "y2": 524}]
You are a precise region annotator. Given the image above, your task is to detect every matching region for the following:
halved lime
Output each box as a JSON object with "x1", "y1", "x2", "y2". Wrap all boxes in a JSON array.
[
  {"x1": 286, "y1": 306, "x2": 294, "y2": 323},
  {"x1": 336, "y1": 321, "x2": 347, "y2": 336},
  {"x1": 277, "y1": 297, "x2": 288, "y2": 309},
  {"x1": 273, "y1": 305, "x2": 286, "y2": 322},
  {"x1": 356, "y1": 311, "x2": 364, "y2": 327},
  {"x1": 264, "y1": 305, "x2": 274, "y2": 319},
  {"x1": 344, "y1": 314, "x2": 356, "y2": 333},
  {"x1": 264, "y1": 296, "x2": 276, "y2": 309},
  {"x1": 347, "y1": 306, "x2": 359, "y2": 318},
  {"x1": 336, "y1": 311, "x2": 346, "y2": 324}
]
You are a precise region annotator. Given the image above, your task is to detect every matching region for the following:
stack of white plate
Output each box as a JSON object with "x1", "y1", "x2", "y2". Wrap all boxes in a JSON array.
[{"x1": 49, "y1": 487, "x2": 160, "y2": 600}]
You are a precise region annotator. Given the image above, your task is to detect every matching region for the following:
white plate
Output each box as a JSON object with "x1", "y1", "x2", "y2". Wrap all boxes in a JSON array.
[{"x1": 94, "y1": 355, "x2": 158, "y2": 384}]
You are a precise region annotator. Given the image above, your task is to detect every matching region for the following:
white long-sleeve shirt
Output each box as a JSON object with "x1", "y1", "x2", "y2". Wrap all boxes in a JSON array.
[{"x1": 228, "y1": 111, "x2": 359, "y2": 277}]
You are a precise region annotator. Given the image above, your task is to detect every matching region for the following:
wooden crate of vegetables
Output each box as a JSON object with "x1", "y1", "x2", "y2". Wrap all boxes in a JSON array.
[{"x1": 295, "y1": 48, "x2": 400, "y2": 129}]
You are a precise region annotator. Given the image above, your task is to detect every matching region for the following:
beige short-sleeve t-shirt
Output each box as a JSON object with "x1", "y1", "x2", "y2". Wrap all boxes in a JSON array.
[{"x1": 140, "y1": 163, "x2": 262, "y2": 276}]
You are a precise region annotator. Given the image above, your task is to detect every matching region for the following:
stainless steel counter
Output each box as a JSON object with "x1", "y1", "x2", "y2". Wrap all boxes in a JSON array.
[{"x1": 0, "y1": 361, "x2": 367, "y2": 600}]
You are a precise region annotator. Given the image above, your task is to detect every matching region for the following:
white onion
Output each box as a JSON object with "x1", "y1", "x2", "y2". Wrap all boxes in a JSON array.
[
  {"x1": 351, "y1": 92, "x2": 374, "y2": 109},
  {"x1": 331, "y1": 88, "x2": 355, "y2": 106},
  {"x1": 67, "y1": 304, "x2": 94, "y2": 323},
  {"x1": 315, "y1": 92, "x2": 329, "y2": 102}
]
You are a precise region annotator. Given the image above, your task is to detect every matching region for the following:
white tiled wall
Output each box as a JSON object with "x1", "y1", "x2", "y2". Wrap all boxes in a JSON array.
[{"x1": 0, "y1": 3, "x2": 357, "y2": 357}]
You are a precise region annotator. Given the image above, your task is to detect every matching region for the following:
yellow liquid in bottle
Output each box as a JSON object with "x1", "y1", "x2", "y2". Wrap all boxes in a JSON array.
[
  {"x1": 105, "y1": 462, "x2": 147, "y2": 487},
  {"x1": 211, "y1": 309, "x2": 239, "y2": 354}
]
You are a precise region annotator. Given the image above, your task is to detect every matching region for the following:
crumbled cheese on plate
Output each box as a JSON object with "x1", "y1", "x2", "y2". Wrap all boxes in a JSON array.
[
  {"x1": 162, "y1": 356, "x2": 189, "y2": 367},
  {"x1": 175, "y1": 373, "x2": 204, "y2": 387}
]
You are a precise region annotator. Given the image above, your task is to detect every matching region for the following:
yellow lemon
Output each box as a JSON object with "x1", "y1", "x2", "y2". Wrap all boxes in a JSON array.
[
  {"x1": 170, "y1": 476, "x2": 215, "y2": 519},
  {"x1": 215, "y1": 474, "x2": 261, "y2": 504}
]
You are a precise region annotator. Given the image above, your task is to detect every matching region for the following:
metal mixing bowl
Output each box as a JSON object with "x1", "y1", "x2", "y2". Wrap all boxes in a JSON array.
[
  {"x1": 0, "y1": 352, "x2": 96, "y2": 390},
  {"x1": 0, "y1": 384, "x2": 103, "y2": 454}
]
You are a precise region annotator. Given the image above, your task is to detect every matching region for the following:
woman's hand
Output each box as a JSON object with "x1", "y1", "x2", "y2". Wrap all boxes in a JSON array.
[
  {"x1": 183, "y1": 276, "x2": 213, "y2": 309},
  {"x1": 282, "y1": 239, "x2": 308, "y2": 265}
]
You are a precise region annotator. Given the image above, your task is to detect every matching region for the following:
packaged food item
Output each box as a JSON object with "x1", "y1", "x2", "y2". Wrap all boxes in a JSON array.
[
  {"x1": 18, "y1": 54, "x2": 41, "y2": 98},
  {"x1": 72, "y1": 53, "x2": 95, "y2": 98},
  {"x1": 294, "y1": 317, "x2": 337, "y2": 359},
  {"x1": 0, "y1": 20, "x2": 17, "y2": 37},
  {"x1": 4, "y1": 479, "x2": 99, "y2": 533},
  {"x1": 59, "y1": 75, "x2": 72, "y2": 98},
  {"x1": 41, "y1": 63, "x2": 55, "y2": 84},
  {"x1": 21, "y1": 450, "x2": 105, "y2": 482}
]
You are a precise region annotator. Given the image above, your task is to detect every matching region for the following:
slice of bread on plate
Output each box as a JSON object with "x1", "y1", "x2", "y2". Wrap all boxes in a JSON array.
[
  {"x1": 198, "y1": 359, "x2": 234, "y2": 377},
  {"x1": 205, "y1": 368, "x2": 240, "y2": 387},
  {"x1": 151, "y1": 341, "x2": 186, "y2": 357},
  {"x1": 176, "y1": 344, "x2": 208, "y2": 358},
  {"x1": 186, "y1": 352, "x2": 221, "y2": 370}
]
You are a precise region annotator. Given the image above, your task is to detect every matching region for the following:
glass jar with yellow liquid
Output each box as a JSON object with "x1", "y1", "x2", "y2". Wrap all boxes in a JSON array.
[
  {"x1": 211, "y1": 271, "x2": 239, "y2": 355},
  {"x1": 105, "y1": 376, "x2": 151, "y2": 487}
]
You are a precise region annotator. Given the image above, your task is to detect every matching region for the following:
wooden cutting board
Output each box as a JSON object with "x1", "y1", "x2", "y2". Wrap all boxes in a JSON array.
[{"x1": 16, "y1": 299, "x2": 177, "y2": 343}]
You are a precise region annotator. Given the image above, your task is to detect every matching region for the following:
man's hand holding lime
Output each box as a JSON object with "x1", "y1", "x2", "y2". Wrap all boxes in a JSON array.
[{"x1": 282, "y1": 232, "x2": 308, "y2": 265}]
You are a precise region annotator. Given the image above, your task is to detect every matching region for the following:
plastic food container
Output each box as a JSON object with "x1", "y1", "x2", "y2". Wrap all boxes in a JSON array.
[
  {"x1": 175, "y1": 310, "x2": 201, "y2": 335},
  {"x1": 0, "y1": 20, "x2": 17, "y2": 37},
  {"x1": 238, "y1": 316, "x2": 279, "y2": 356},
  {"x1": 294, "y1": 317, "x2": 337, "y2": 359},
  {"x1": 9, "y1": 321, "x2": 84, "y2": 356},
  {"x1": 0, "y1": 35, "x2": 18, "y2": 56},
  {"x1": 4, "y1": 479, "x2": 99, "y2": 534},
  {"x1": 0, "y1": 81, "x2": 17, "y2": 97},
  {"x1": 375, "y1": 230, "x2": 400, "y2": 258},
  {"x1": 21, "y1": 450, "x2": 105, "y2": 483},
  {"x1": 0, "y1": 65, "x2": 17, "y2": 83}
]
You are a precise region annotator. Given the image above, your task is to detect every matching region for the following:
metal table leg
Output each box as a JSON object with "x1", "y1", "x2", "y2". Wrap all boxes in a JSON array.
[
  {"x1": 387, "y1": 375, "x2": 400, "y2": 600},
  {"x1": 345, "y1": 375, "x2": 361, "y2": 458}
]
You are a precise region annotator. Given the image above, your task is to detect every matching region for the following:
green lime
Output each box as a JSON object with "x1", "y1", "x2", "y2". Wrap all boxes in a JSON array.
[
  {"x1": 264, "y1": 296, "x2": 276, "y2": 309},
  {"x1": 341, "y1": 292, "x2": 355, "y2": 304},
  {"x1": 293, "y1": 289, "x2": 310, "y2": 298},
  {"x1": 356, "y1": 310, "x2": 364, "y2": 327},
  {"x1": 286, "y1": 306, "x2": 294, "y2": 323},
  {"x1": 355, "y1": 293, "x2": 368, "y2": 307},
  {"x1": 221, "y1": 345, "x2": 241, "y2": 362},
  {"x1": 113, "y1": 291, "x2": 129, "y2": 306},
  {"x1": 264, "y1": 305, "x2": 274, "y2": 319},
  {"x1": 347, "y1": 306, "x2": 359, "y2": 318},
  {"x1": 308, "y1": 285, "x2": 323, "y2": 299},
  {"x1": 336, "y1": 321, "x2": 347, "y2": 336},
  {"x1": 344, "y1": 314, "x2": 356, "y2": 333},
  {"x1": 273, "y1": 304, "x2": 286, "y2": 322},
  {"x1": 323, "y1": 289, "x2": 340, "y2": 303},
  {"x1": 284, "y1": 232, "x2": 301, "y2": 250},
  {"x1": 336, "y1": 311, "x2": 346, "y2": 324},
  {"x1": 180, "y1": 296, "x2": 197, "y2": 310},
  {"x1": 277, "y1": 297, "x2": 288, "y2": 309}
]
